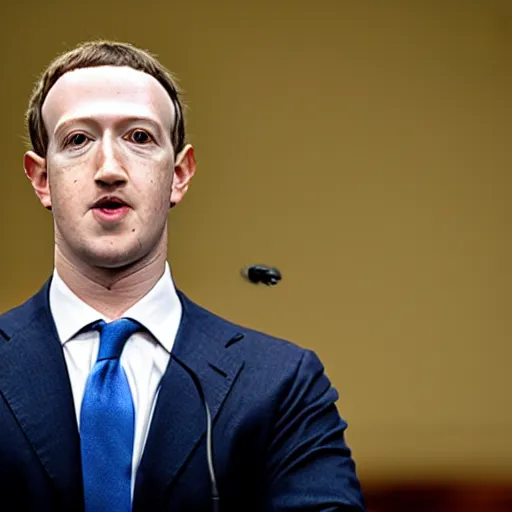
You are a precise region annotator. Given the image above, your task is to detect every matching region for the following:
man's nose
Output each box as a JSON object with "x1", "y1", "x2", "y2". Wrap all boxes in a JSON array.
[{"x1": 94, "y1": 137, "x2": 128, "y2": 186}]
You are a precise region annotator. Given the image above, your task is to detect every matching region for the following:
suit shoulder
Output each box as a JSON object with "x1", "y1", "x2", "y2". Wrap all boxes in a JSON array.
[
  {"x1": 0, "y1": 282, "x2": 50, "y2": 337},
  {"x1": 180, "y1": 292, "x2": 310, "y2": 367}
]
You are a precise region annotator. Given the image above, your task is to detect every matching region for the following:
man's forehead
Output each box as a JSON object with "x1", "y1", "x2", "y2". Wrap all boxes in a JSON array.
[{"x1": 42, "y1": 66, "x2": 175, "y2": 132}]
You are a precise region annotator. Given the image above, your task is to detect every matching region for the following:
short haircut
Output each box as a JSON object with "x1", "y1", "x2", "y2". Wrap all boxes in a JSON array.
[{"x1": 26, "y1": 40, "x2": 186, "y2": 157}]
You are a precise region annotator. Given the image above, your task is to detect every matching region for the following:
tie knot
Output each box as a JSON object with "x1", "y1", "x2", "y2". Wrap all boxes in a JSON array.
[{"x1": 94, "y1": 318, "x2": 141, "y2": 361}]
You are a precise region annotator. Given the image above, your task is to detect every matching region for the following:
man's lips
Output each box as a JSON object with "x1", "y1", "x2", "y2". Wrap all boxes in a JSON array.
[
  {"x1": 91, "y1": 195, "x2": 130, "y2": 209},
  {"x1": 91, "y1": 196, "x2": 131, "y2": 222}
]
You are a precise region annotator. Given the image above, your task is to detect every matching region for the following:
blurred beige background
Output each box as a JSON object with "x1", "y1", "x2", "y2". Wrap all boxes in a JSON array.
[{"x1": 1, "y1": 0, "x2": 510, "y2": 485}]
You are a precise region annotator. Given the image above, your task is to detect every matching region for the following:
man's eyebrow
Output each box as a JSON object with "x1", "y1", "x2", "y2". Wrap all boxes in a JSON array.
[
  {"x1": 54, "y1": 117, "x2": 97, "y2": 139},
  {"x1": 53, "y1": 116, "x2": 166, "y2": 138}
]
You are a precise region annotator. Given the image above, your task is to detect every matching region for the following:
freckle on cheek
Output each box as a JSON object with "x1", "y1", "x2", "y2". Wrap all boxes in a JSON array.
[{"x1": 132, "y1": 229, "x2": 136, "y2": 232}]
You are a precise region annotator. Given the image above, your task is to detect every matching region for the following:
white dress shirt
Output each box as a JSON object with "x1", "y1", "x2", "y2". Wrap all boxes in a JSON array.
[{"x1": 49, "y1": 262, "x2": 182, "y2": 495}]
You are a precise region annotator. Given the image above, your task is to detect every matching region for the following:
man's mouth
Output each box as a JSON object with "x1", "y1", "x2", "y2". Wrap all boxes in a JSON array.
[
  {"x1": 93, "y1": 196, "x2": 128, "y2": 210},
  {"x1": 92, "y1": 196, "x2": 131, "y2": 221}
]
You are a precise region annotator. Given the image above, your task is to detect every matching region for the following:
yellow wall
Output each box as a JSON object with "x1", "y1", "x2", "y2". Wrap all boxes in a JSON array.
[{"x1": 1, "y1": 1, "x2": 510, "y2": 482}]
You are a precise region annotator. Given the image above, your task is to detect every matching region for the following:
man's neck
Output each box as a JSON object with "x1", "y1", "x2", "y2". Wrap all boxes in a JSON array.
[{"x1": 54, "y1": 249, "x2": 167, "y2": 320}]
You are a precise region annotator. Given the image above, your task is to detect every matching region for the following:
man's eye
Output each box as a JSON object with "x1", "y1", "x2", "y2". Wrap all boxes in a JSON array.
[
  {"x1": 129, "y1": 130, "x2": 152, "y2": 145},
  {"x1": 66, "y1": 133, "x2": 89, "y2": 147}
]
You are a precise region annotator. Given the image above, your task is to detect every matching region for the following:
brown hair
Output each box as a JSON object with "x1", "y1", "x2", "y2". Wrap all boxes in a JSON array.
[{"x1": 26, "y1": 40, "x2": 186, "y2": 157}]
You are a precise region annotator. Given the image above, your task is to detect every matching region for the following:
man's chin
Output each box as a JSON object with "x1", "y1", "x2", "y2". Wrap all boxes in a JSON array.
[{"x1": 81, "y1": 246, "x2": 145, "y2": 271}]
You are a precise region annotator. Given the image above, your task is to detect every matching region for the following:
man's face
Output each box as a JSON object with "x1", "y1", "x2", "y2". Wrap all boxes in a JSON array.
[{"x1": 25, "y1": 66, "x2": 194, "y2": 270}]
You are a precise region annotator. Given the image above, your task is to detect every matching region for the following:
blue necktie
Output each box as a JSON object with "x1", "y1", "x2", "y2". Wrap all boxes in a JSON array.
[{"x1": 80, "y1": 318, "x2": 140, "y2": 512}]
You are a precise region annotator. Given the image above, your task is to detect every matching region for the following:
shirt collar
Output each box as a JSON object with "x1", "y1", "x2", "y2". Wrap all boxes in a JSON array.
[{"x1": 49, "y1": 262, "x2": 182, "y2": 353}]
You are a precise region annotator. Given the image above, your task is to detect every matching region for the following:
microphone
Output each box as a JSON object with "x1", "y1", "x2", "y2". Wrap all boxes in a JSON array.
[
  {"x1": 242, "y1": 265, "x2": 282, "y2": 286},
  {"x1": 172, "y1": 357, "x2": 220, "y2": 512}
]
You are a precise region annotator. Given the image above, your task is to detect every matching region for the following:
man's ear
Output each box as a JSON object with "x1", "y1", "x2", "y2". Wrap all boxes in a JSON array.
[
  {"x1": 24, "y1": 151, "x2": 52, "y2": 210},
  {"x1": 170, "y1": 144, "x2": 196, "y2": 207}
]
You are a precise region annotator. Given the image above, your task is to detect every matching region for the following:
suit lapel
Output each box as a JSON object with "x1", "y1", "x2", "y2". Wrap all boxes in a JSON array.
[
  {"x1": 133, "y1": 293, "x2": 244, "y2": 511},
  {"x1": 0, "y1": 282, "x2": 83, "y2": 509}
]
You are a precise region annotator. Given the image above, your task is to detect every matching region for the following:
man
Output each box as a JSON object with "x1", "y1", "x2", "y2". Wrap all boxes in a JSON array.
[{"x1": 0, "y1": 41, "x2": 365, "y2": 511}]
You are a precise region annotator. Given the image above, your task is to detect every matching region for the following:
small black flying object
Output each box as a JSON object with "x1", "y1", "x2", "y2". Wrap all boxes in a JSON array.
[{"x1": 242, "y1": 265, "x2": 282, "y2": 286}]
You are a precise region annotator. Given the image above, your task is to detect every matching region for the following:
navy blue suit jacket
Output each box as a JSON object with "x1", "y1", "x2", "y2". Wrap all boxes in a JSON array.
[{"x1": 0, "y1": 280, "x2": 365, "y2": 511}]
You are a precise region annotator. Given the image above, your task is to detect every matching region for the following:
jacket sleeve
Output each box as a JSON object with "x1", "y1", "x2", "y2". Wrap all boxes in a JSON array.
[{"x1": 265, "y1": 349, "x2": 366, "y2": 511}]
